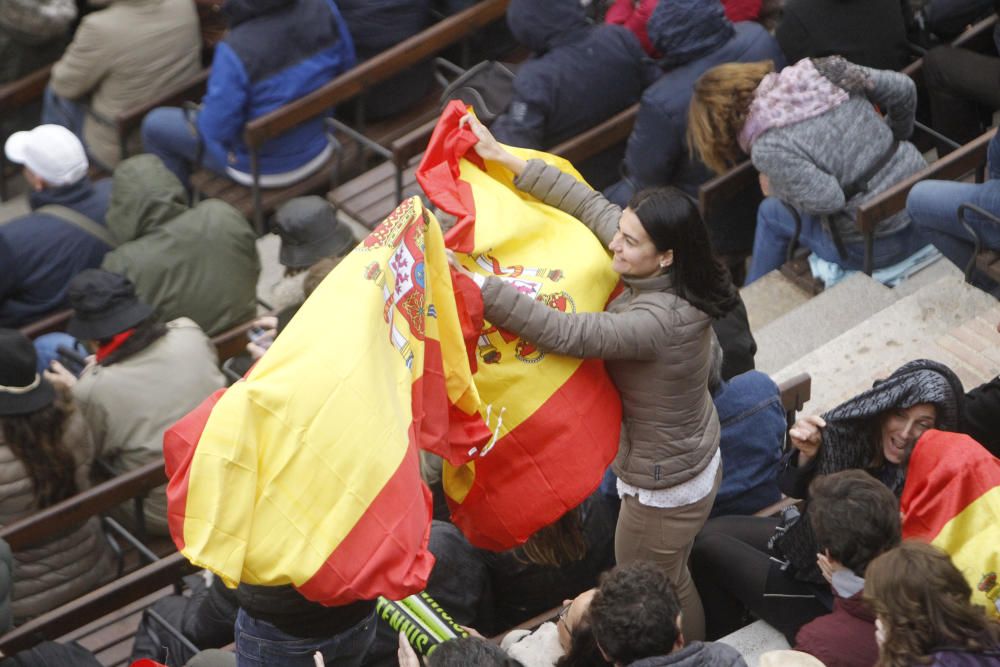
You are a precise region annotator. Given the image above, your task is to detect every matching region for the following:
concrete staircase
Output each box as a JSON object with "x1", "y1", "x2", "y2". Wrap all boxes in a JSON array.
[
  {"x1": 720, "y1": 259, "x2": 1000, "y2": 666},
  {"x1": 743, "y1": 259, "x2": 1000, "y2": 415}
]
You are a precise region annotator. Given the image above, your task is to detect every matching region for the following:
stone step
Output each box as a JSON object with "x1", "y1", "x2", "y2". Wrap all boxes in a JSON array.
[
  {"x1": 718, "y1": 620, "x2": 790, "y2": 666},
  {"x1": 755, "y1": 272, "x2": 897, "y2": 375},
  {"x1": 890, "y1": 254, "x2": 954, "y2": 298},
  {"x1": 740, "y1": 270, "x2": 813, "y2": 332},
  {"x1": 772, "y1": 272, "x2": 1000, "y2": 414}
]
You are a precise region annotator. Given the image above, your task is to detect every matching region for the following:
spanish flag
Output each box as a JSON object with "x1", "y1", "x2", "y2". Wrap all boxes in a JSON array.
[
  {"x1": 901, "y1": 430, "x2": 1000, "y2": 618},
  {"x1": 417, "y1": 102, "x2": 623, "y2": 550},
  {"x1": 163, "y1": 197, "x2": 491, "y2": 604}
]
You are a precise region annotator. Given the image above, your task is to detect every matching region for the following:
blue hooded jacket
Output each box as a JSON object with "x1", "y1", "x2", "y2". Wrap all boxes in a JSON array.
[
  {"x1": 709, "y1": 370, "x2": 785, "y2": 518},
  {"x1": 198, "y1": 0, "x2": 356, "y2": 176},
  {"x1": 337, "y1": 0, "x2": 432, "y2": 119},
  {"x1": 491, "y1": 0, "x2": 655, "y2": 150},
  {"x1": 605, "y1": 0, "x2": 784, "y2": 207}
]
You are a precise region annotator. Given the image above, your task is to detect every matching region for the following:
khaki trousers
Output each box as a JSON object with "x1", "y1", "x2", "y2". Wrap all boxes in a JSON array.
[{"x1": 614, "y1": 465, "x2": 722, "y2": 642}]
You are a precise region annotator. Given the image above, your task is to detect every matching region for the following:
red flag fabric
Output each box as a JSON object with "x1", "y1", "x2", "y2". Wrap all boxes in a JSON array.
[
  {"x1": 416, "y1": 101, "x2": 623, "y2": 550},
  {"x1": 901, "y1": 429, "x2": 1000, "y2": 617}
]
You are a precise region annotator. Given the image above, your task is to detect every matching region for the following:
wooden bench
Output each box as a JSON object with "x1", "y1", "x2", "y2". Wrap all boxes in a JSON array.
[
  {"x1": 0, "y1": 552, "x2": 194, "y2": 658},
  {"x1": 777, "y1": 372, "x2": 811, "y2": 433},
  {"x1": 19, "y1": 309, "x2": 266, "y2": 368},
  {"x1": 192, "y1": 0, "x2": 511, "y2": 234},
  {"x1": 550, "y1": 104, "x2": 639, "y2": 165},
  {"x1": 0, "y1": 458, "x2": 167, "y2": 555},
  {"x1": 852, "y1": 127, "x2": 996, "y2": 273},
  {"x1": 16, "y1": 308, "x2": 73, "y2": 340},
  {"x1": 329, "y1": 101, "x2": 640, "y2": 230}
]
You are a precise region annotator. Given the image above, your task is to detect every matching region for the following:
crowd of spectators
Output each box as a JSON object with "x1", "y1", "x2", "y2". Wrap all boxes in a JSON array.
[{"x1": 1, "y1": 0, "x2": 1000, "y2": 665}]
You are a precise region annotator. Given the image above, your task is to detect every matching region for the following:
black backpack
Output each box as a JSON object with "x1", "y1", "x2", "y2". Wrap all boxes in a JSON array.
[{"x1": 438, "y1": 60, "x2": 519, "y2": 124}]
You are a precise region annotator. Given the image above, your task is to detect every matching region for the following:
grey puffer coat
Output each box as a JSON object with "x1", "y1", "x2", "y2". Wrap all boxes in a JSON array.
[
  {"x1": 481, "y1": 159, "x2": 720, "y2": 489},
  {"x1": 750, "y1": 64, "x2": 925, "y2": 246},
  {"x1": 0, "y1": 406, "x2": 115, "y2": 622}
]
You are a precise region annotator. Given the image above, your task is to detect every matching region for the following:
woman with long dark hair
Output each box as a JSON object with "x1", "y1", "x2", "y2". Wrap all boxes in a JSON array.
[
  {"x1": 0, "y1": 328, "x2": 113, "y2": 622},
  {"x1": 865, "y1": 542, "x2": 1000, "y2": 667},
  {"x1": 452, "y1": 114, "x2": 739, "y2": 641}
]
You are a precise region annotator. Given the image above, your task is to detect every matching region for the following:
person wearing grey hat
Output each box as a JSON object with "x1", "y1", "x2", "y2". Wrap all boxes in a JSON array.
[
  {"x1": 268, "y1": 196, "x2": 356, "y2": 311},
  {"x1": 43, "y1": 269, "x2": 225, "y2": 536},
  {"x1": 0, "y1": 328, "x2": 115, "y2": 622}
]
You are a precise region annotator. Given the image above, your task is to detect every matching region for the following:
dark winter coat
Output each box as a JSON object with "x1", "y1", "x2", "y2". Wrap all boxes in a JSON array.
[
  {"x1": 0, "y1": 178, "x2": 112, "y2": 327},
  {"x1": 713, "y1": 296, "x2": 756, "y2": 380},
  {"x1": 776, "y1": 0, "x2": 910, "y2": 71},
  {"x1": 492, "y1": 0, "x2": 654, "y2": 150},
  {"x1": 710, "y1": 371, "x2": 785, "y2": 518},
  {"x1": 199, "y1": 0, "x2": 356, "y2": 175},
  {"x1": 962, "y1": 375, "x2": 1000, "y2": 457},
  {"x1": 795, "y1": 592, "x2": 879, "y2": 667},
  {"x1": 605, "y1": 0, "x2": 784, "y2": 208},
  {"x1": 628, "y1": 642, "x2": 747, "y2": 667},
  {"x1": 337, "y1": 0, "x2": 432, "y2": 119}
]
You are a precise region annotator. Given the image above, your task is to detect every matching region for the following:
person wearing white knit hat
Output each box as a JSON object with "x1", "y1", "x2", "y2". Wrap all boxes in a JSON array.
[{"x1": 0, "y1": 124, "x2": 113, "y2": 327}]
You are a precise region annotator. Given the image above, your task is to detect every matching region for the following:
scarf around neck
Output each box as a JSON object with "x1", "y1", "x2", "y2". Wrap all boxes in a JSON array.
[{"x1": 738, "y1": 57, "x2": 860, "y2": 153}]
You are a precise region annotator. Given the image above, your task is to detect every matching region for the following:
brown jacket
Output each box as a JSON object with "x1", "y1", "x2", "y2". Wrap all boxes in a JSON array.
[
  {"x1": 49, "y1": 0, "x2": 201, "y2": 168},
  {"x1": 0, "y1": 405, "x2": 115, "y2": 622},
  {"x1": 481, "y1": 159, "x2": 720, "y2": 489}
]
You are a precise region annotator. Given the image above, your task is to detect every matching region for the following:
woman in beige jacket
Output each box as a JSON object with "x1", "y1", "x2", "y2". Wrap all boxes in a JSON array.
[{"x1": 453, "y1": 115, "x2": 739, "y2": 641}]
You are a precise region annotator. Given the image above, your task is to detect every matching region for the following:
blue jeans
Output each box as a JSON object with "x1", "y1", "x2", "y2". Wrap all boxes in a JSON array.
[
  {"x1": 141, "y1": 106, "x2": 228, "y2": 189},
  {"x1": 906, "y1": 178, "x2": 1000, "y2": 290},
  {"x1": 234, "y1": 608, "x2": 375, "y2": 667},
  {"x1": 745, "y1": 197, "x2": 926, "y2": 284},
  {"x1": 32, "y1": 333, "x2": 87, "y2": 375},
  {"x1": 41, "y1": 85, "x2": 87, "y2": 143}
]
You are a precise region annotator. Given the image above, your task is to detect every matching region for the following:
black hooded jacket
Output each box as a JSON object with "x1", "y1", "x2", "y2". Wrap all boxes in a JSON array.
[
  {"x1": 491, "y1": 0, "x2": 655, "y2": 149},
  {"x1": 776, "y1": 0, "x2": 910, "y2": 71}
]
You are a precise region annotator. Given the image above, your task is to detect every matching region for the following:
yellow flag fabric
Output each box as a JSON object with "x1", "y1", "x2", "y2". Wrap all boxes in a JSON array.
[
  {"x1": 416, "y1": 101, "x2": 623, "y2": 549},
  {"x1": 164, "y1": 197, "x2": 490, "y2": 604},
  {"x1": 901, "y1": 430, "x2": 1000, "y2": 618}
]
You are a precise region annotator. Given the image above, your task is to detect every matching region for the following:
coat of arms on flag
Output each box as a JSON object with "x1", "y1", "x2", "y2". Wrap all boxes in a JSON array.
[
  {"x1": 162, "y1": 103, "x2": 627, "y2": 604},
  {"x1": 163, "y1": 196, "x2": 489, "y2": 604}
]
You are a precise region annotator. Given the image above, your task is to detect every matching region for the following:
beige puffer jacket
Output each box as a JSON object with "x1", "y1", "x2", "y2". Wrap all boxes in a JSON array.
[
  {"x1": 480, "y1": 159, "x2": 720, "y2": 489},
  {"x1": 72, "y1": 317, "x2": 225, "y2": 535},
  {"x1": 0, "y1": 405, "x2": 115, "y2": 622}
]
